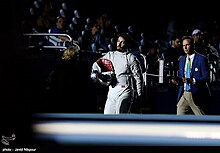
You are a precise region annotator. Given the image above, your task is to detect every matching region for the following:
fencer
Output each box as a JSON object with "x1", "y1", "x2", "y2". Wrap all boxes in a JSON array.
[{"x1": 91, "y1": 33, "x2": 143, "y2": 114}]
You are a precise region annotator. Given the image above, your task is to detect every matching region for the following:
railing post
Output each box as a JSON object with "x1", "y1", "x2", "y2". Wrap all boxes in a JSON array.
[{"x1": 159, "y1": 60, "x2": 164, "y2": 83}]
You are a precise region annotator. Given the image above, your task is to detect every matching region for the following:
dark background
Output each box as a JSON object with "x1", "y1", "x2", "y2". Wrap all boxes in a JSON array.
[
  {"x1": 1, "y1": 0, "x2": 219, "y2": 110},
  {"x1": 0, "y1": 0, "x2": 219, "y2": 149}
]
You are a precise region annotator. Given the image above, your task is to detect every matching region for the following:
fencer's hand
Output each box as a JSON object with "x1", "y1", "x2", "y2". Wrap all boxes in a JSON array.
[{"x1": 90, "y1": 70, "x2": 99, "y2": 82}]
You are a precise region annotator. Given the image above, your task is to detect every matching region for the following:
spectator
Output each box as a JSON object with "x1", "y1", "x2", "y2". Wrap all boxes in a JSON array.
[
  {"x1": 145, "y1": 42, "x2": 161, "y2": 87},
  {"x1": 97, "y1": 13, "x2": 117, "y2": 51},
  {"x1": 192, "y1": 29, "x2": 206, "y2": 55},
  {"x1": 201, "y1": 33, "x2": 219, "y2": 62},
  {"x1": 164, "y1": 34, "x2": 184, "y2": 67},
  {"x1": 48, "y1": 16, "x2": 78, "y2": 47},
  {"x1": 36, "y1": 1, "x2": 55, "y2": 32},
  {"x1": 79, "y1": 20, "x2": 103, "y2": 52}
]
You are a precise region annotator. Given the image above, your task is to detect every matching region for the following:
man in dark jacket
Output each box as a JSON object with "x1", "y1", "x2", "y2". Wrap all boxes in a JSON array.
[{"x1": 173, "y1": 36, "x2": 211, "y2": 115}]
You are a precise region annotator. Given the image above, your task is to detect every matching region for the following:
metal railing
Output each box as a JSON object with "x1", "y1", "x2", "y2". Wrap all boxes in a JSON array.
[
  {"x1": 163, "y1": 61, "x2": 220, "y2": 83},
  {"x1": 23, "y1": 33, "x2": 80, "y2": 51},
  {"x1": 22, "y1": 33, "x2": 219, "y2": 83}
]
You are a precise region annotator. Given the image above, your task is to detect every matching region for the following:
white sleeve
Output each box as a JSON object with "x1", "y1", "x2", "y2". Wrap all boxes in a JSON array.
[{"x1": 129, "y1": 54, "x2": 143, "y2": 96}]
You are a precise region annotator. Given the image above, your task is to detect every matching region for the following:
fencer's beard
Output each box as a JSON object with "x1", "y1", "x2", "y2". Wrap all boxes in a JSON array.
[
  {"x1": 117, "y1": 46, "x2": 122, "y2": 51},
  {"x1": 117, "y1": 42, "x2": 125, "y2": 51}
]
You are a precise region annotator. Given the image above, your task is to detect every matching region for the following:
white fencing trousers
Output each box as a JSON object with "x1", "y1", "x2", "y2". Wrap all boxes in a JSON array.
[{"x1": 104, "y1": 85, "x2": 133, "y2": 114}]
